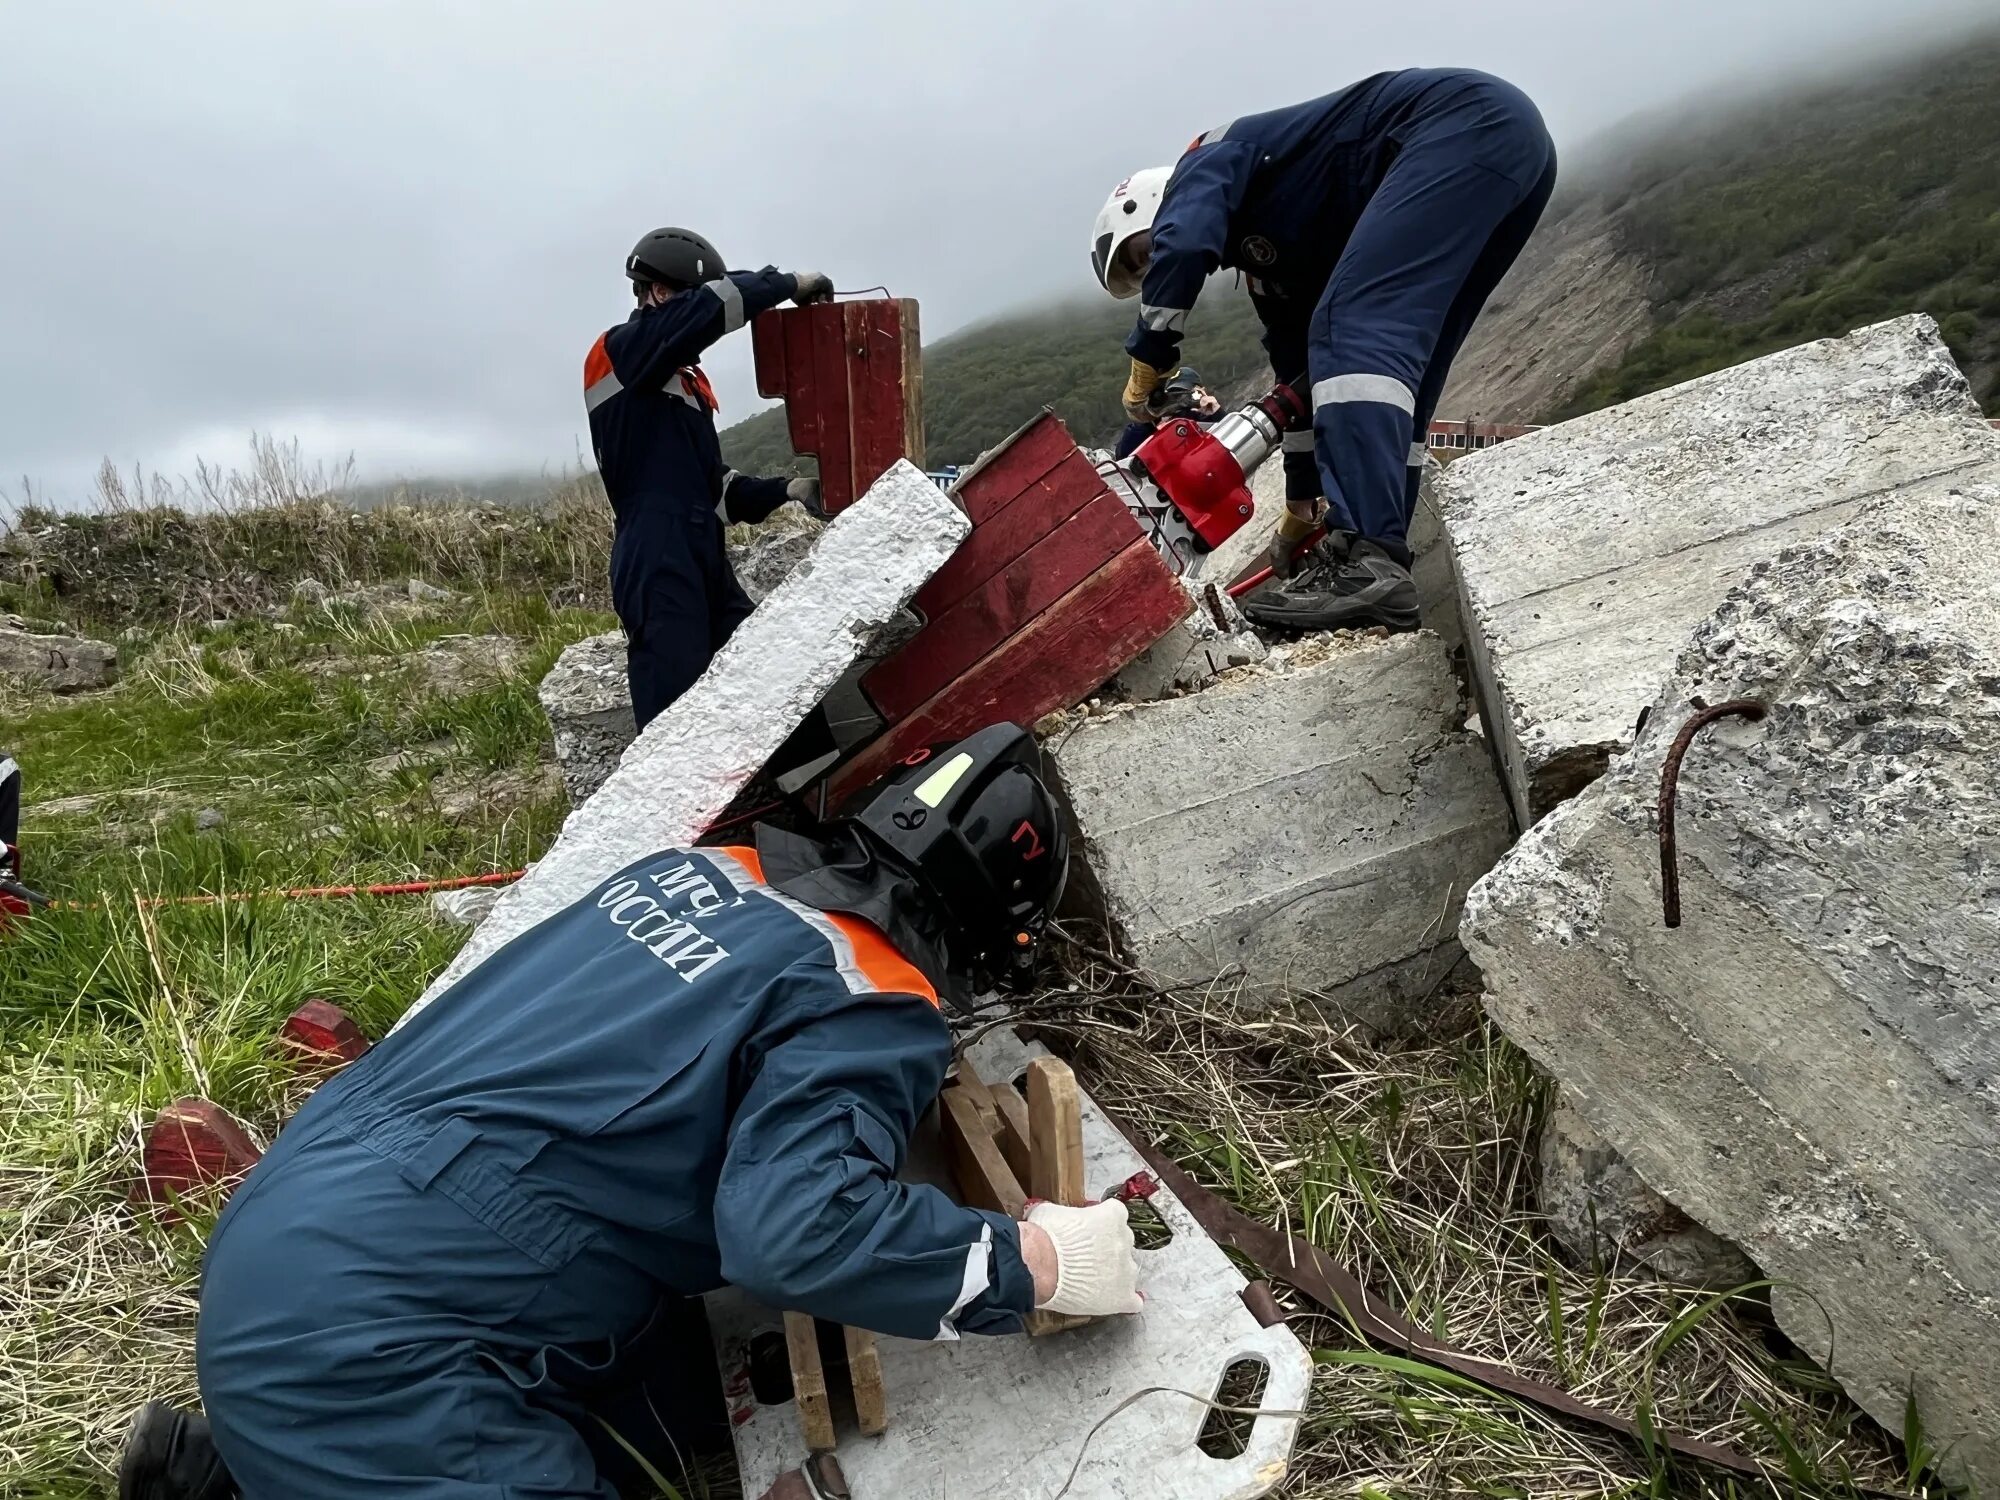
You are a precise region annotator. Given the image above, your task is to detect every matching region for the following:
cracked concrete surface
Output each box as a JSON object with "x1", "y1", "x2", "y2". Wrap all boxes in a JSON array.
[
  {"x1": 1052, "y1": 629, "x2": 1511, "y2": 1036},
  {"x1": 1462, "y1": 484, "x2": 2000, "y2": 1490},
  {"x1": 1439, "y1": 314, "x2": 2000, "y2": 824}
]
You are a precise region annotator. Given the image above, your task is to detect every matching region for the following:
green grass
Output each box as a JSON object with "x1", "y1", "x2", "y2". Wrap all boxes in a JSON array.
[
  {"x1": 1556, "y1": 29, "x2": 2000, "y2": 418},
  {"x1": 0, "y1": 579, "x2": 611, "y2": 1497}
]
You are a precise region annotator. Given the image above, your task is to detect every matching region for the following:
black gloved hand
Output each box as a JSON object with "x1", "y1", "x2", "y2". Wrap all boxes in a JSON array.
[{"x1": 790, "y1": 271, "x2": 834, "y2": 305}]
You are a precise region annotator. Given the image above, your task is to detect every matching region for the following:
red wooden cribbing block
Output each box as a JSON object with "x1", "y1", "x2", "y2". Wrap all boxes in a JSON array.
[
  {"x1": 137, "y1": 1098, "x2": 263, "y2": 1220},
  {"x1": 752, "y1": 299, "x2": 923, "y2": 516},
  {"x1": 277, "y1": 999, "x2": 371, "y2": 1067},
  {"x1": 827, "y1": 411, "x2": 1189, "y2": 802}
]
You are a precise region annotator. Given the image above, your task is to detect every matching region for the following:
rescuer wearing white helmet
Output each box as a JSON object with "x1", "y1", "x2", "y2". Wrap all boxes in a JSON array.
[{"x1": 1092, "y1": 69, "x2": 1556, "y2": 634}]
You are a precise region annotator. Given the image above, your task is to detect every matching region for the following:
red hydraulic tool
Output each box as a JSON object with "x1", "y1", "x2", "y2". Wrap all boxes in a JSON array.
[{"x1": 1106, "y1": 377, "x2": 1310, "y2": 579}]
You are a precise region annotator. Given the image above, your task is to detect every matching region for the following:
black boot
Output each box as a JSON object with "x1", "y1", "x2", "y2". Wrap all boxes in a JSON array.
[
  {"x1": 118, "y1": 1402, "x2": 237, "y2": 1500},
  {"x1": 1242, "y1": 532, "x2": 1421, "y2": 634}
]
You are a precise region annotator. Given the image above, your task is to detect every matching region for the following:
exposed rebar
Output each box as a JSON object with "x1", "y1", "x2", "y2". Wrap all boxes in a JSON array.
[{"x1": 1658, "y1": 698, "x2": 1769, "y2": 928}]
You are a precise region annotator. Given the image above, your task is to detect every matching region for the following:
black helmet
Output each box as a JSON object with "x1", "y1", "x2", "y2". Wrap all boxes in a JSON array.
[
  {"x1": 842, "y1": 723, "x2": 1069, "y2": 975},
  {"x1": 626, "y1": 227, "x2": 727, "y2": 291}
]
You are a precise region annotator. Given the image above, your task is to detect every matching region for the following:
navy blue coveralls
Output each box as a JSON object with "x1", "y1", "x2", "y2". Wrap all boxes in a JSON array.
[
  {"x1": 1127, "y1": 69, "x2": 1556, "y2": 560},
  {"x1": 196, "y1": 844, "x2": 1034, "y2": 1499},
  {"x1": 586, "y1": 271, "x2": 801, "y2": 729}
]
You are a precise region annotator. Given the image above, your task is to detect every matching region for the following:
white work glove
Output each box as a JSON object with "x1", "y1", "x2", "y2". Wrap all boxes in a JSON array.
[
  {"x1": 785, "y1": 477, "x2": 826, "y2": 518},
  {"x1": 1025, "y1": 1200, "x2": 1143, "y2": 1316},
  {"x1": 790, "y1": 271, "x2": 834, "y2": 305}
]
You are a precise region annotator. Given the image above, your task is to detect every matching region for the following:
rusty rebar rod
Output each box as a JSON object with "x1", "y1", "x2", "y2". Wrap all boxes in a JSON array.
[{"x1": 1657, "y1": 698, "x2": 1768, "y2": 928}]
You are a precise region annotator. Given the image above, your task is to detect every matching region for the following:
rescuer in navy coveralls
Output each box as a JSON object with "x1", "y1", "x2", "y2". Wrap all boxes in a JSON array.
[
  {"x1": 1091, "y1": 69, "x2": 1556, "y2": 633},
  {"x1": 117, "y1": 725, "x2": 1143, "y2": 1500},
  {"x1": 588, "y1": 227, "x2": 833, "y2": 728}
]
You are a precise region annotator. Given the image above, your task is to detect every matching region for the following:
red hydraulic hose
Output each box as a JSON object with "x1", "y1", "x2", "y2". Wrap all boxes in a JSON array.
[
  {"x1": 1226, "y1": 525, "x2": 1327, "y2": 599},
  {"x1": 28, "y1": 798, "x2": 789, "y2": 915}
]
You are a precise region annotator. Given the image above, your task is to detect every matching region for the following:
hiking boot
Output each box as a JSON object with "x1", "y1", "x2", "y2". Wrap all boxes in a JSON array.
[
  {"x1": 118, "y1": 1402, "x2": 237, "y2": 1500},
  {"x1": 1241, "y1": 532, "x2": 1421, "y2": 634}
]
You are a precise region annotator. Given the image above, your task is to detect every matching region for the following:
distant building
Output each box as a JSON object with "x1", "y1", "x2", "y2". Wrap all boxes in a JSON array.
[{"x1": 1426, "y1": 418, "x2": 1539, "y2": 452}]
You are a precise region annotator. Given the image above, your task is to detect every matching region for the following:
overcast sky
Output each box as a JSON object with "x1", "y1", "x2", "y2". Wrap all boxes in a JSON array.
[{"x1": 3, "y1": 0, "x2": 1993, "y2": 504}]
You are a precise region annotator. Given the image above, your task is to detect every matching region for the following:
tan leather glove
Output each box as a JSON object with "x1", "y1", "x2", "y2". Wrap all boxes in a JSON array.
[
  {"x1": 1121, "y1": 358, "x2": 1165, "y2": 422},
  {"x1": 1266, "y1": 498, "x2": 1328, "y2": 579}
]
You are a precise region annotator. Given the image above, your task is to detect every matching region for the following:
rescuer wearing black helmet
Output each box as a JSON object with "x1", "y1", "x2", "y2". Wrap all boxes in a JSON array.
[
  {"x1": 586, "y1": 227, "x2": 837, "y2": 729},
  {"x1": 119, "y1": 723, "x2": 1138, "y2": 1500}
]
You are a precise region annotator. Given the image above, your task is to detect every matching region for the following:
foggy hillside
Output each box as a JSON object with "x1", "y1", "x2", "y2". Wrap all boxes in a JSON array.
[{"x1": 727, "y1": 25, "x2": 2000, "y2": 475}]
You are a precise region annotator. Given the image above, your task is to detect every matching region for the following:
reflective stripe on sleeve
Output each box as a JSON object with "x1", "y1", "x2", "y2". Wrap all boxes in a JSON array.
[
  {"x1": 1138, "y1": 304, "x2": 1189, "y2": 333},
  {"x1": 935, "y1": 1223, "x2": 994, "y2": 1341},
  {"x1": 711, "y1": 276, "x2": 746, "y2": 334},
  {"x1": 718, "y1": 469, "x2": 741, "y2": 520},
  {"x1": 1196, "y1": 123, "x2": 1230, "y2": 146},
  {"x1": 1310, "y1": 373, "x2": 1417, "y2": 416},
  {"x1": 1281, "y1": 429, "x2": 1317, "y2": 454},
  {"x1": 584, "y1": 372, "x2": 624, "y2": 413}
]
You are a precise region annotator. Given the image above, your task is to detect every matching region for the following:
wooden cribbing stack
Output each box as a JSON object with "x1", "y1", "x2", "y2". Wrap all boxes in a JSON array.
[{"x1": 781, "y1": 1054, "x2": 1093, "y2": 1451}]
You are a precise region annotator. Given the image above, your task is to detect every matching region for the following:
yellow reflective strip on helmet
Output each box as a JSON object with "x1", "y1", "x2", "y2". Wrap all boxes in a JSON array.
[{"x1": 913, "y1": 752, "x2": 975, "y2": 808}]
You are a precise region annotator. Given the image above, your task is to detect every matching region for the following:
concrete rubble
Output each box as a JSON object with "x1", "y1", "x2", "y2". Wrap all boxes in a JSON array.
[
  {"x1": 405, "y1": 460, "x2": 968, "y2": 1025},
  {"x1": 538, "y1": 634, "x2": 635, "y2": 805},
  {"x1": 1438, "y1": 314, "x2": 2000, "y2": 824},
  {"x1": 0, "y1": 623, "x2": 118, "y2": 692},
  {"x1": 1537, "y1": 1093, "x2": 1757, "y2": 1288},
  {"x1": 1052, "y1": 628, "x2": 1511, "y2": 1035},
  {"x1": 431, "y1": 884, "x2": 503, "y2": 929},
  {"x1": 1110, "y1": 575, "x2": 1266, "y2": 701},
  {"x1": 1461, "y1": 485, "x2": 2000, "y2": 1490}
]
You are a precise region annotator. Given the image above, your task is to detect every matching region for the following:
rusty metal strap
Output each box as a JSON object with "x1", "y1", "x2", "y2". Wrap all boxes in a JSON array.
[{"x1": 1114, "y1": 1122, "x2": 1778, "y2": 1483}]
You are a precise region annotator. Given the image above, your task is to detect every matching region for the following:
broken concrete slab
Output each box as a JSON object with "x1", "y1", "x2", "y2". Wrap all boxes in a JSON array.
[
  {"x1": 404, "y1": 460, "x2": 968, "y2": 1026},
  {"x1": 1440, "y1": 314, "x2": 2000, "y2": 824},
  {"x1": 1538, "y1": 1093, "x2": 1757, "y2": 1288},
  {"x1": 0, "y1": 625, "x2": 117, "y2": 693},
  {"x1": 1110, "y1": 575, "x2": 1266, "y2": 701},
  {"x1": 538, "y1": 633, "x2": 635, "y2": 804},
  {"x1": 1052, "y1": 629, "x2": 1511, "y2": 1035},
  {"x1": 1461, "y1": 484, "x2": 2000, "y2": 1490}
]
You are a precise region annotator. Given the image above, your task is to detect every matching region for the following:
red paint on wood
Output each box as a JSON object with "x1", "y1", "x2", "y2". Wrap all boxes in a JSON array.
[
  {"x1": 137, "y1": 1098, "x2": 264, "y2": 1219},
  {"x1": 910, "y1": 447, "x2": 1106, "y2": 617},
  {"x1": 848, "y1": 302, "x2": 916, "y2": 497},
  {"x1": 864, "y1": 491, "x2": 1145, "y2": 721},
  {"x1": 277, "y1": 1000, "x2": 371, "y2": 1067},
  {"x1": 750, "y1": 299, "x2": 923, "y2": 517},
  {"x1": 951, "y1": 412, "x2": 1079, "y2": 525},
  {"x1": 833, "y1": 540, "x2": 1188, "y2": 802},
  {"x1": 809, "y1": 307, "x2": 856, "y2": 510}
]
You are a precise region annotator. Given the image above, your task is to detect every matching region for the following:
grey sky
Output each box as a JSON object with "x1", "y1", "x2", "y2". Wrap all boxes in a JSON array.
[{"x1": 3, "y1": 0, "x2": 1992, "y2": 502}]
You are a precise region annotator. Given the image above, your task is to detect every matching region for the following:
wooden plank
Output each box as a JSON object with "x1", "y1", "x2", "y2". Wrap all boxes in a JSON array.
[
  {"x1": 952, "y1": 412, "x2": 1079, "y2": 525},
  {"x1": 842, "y1": 1325, "x2": 888, "y2": 1437},
  {"x1": 784, "y1": 1311, "x2": 837, "y2": 1452},
  {"x1": 907, "y1": 448, "x2": 1108, "y2": 620},
  {"x1": 1026, "y1": 1058, "x2": 1085, "y2": 1206},
  {"x1": 863, "y1": 490, "x2": 1141, "y2": 720},
  {"x1": 782, "y1": 308, "x2": 822, "y2": 480},
  {"x1": 940, "y1": 1087, "x2": 1026, "y2": 1218},
  {"x1": 951, "y1": 1058, "x2": 1002, "y2": 1137},
  {"x1": 810, "y1": 304, "x2": 857, "y2": 512},
  {"x1": 846, "y1": 300, "x2": 916, "y2": 503},
  {"x1": 752, "y1": 311, "x2": 787, "y2": 400},
  {"x1": 992, "y1": 1082, "x2": 1032, "y2": 1186},
  {"x1": 829, "y1": 538, "x2": 1189, "y2": 802},
  {"x1": 898, "y1": 298, "x2": 925, "y2": 470}
]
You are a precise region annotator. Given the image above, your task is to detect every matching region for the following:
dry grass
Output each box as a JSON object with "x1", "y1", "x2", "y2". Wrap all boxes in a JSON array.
[{"x1": 1014, "y1": 936, "x2": 1935, "y2": 1499}]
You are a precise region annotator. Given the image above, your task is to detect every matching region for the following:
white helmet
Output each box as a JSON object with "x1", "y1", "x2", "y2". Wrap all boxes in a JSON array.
[{"x1": 1090, "y1": 166, "x2": 1171, "y2": 299}]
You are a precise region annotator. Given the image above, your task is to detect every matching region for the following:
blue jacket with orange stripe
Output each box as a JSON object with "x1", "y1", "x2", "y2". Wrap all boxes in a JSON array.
[
  {"x1": 281, "y1": 842, "x2": 1036, "y2": 1342},
  {"x1": 586, "y1": 270, "x2": 801, "y2": 615}
]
